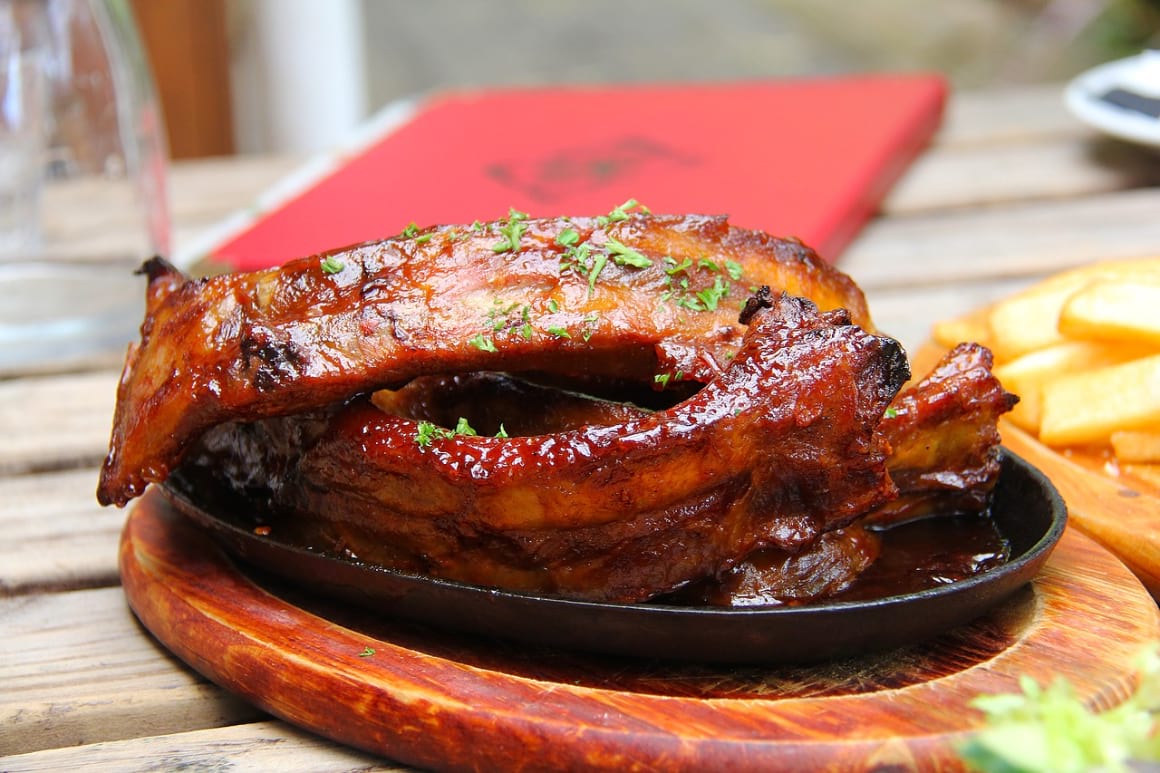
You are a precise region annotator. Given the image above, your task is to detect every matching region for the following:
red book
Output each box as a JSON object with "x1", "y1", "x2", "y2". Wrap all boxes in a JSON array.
[{"x1": 211, "y1": 75, "x2": 946, "y2": 272}]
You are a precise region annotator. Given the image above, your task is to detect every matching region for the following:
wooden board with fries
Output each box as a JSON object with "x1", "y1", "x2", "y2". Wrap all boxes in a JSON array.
[{"x1": 931, "y1": 256, "x2": 1160, "y2": 597}]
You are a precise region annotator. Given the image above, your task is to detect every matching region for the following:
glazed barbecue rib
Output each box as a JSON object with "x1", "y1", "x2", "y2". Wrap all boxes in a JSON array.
[
  {"x1": 98, "y1": 213, "x2": 872, "y2": 507},
  {"x1": 865, "y1": 342, "x2": 1018, "y2": 527},
  {"x1": 367, "y1": 344, "x2": 1017, "y2": 527},
  {"x1": 178, "y1": 293, "x2": 910, "y2": 602}
]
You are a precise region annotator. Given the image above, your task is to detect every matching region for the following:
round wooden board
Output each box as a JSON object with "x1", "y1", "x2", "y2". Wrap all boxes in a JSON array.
[{"x1": 121, "y1": 490, "x2": 1159, "y2": 773}]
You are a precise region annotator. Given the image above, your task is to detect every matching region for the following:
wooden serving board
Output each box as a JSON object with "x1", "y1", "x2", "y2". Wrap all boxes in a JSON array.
[
  {"x1": 120, "y1": 490, "x2": 1159, "y2": 773},
  {"x1": 1000, "y1": 421, "x2": 1160, "y2": 599}
]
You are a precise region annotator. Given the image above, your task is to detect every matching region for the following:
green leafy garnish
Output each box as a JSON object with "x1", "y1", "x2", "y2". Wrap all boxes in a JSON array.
[
  {"x1": 724, "y1": 260, "x2": 744, "y2": 281},
  {"x1": 546, "y1": 326, "x2": 571, "y2": 339},
  {"x1": 695, "y1": 276, "x2": 730, "y2": 312},
  {"x1": 495, "y1": 424, "x2": 509, "y2": 439},
  {"x1": 468, "y1": 333, "x2": 497, "y2": 352},
  {"x1": 415, "y1": 417, "x2": 479, "y2": 447},
  {"x1": 358, "y1": 646, "x2": 376, "y2": 658},
  {"x1": 960, "y1": 646, "x2": 1160, "y2": 772},
  {"x1": 401, "y1": 222, "x2": 420, "y2": 238},
  {"x1": 596, "y1": 198, "x2": 649, "y2": 225},
  {"x1": 492, "y1": 207, "x2": 529, "y2": 253},
  {"x1": 556, "y1": 228, "x2": 580, "y2": 247},
  {"x1": 605, "y1": 238, "x2": 652, "y2": 268},
  {"x1": 320, "y1": 256, "x2": 345, "y2": 274},
  {"x1": 884, "y1": 407, "x2": 899, "y2": 419}
]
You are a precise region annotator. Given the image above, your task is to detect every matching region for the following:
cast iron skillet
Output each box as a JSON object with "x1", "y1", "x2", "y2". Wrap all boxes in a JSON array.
[{"x1": 160, "y1": 450, "x2": 1066, "y2": 665}]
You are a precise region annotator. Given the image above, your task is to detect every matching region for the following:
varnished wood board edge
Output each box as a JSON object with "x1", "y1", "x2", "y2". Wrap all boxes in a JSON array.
[{"x1": 119, "y1": 491, "x2": 1159, "y2": 772}]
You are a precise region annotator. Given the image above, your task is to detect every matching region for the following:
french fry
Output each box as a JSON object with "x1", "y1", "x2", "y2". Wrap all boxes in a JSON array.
[
  {"x1": 1058, "y1": 279, "x2": 1160, "y2": 348},
  {"x1": 986, "y1": 257, "x2": 1160, "y2": 363},
  {"x1": 993, "y1": 340, "x2": 1155, "y2": 433},
  {"x1": 1122, "y1": 462, "x2": 1160, "y2": 492},
  {"x1": 1111, "y1": 430, "x2": 1160, "y2": 463},
  {"x1": 930, "y1": 305, "x2": 992, "y2": 350},
  {"x1": 1039, "y1": 353, "x2": 1160, "y2": 447}
]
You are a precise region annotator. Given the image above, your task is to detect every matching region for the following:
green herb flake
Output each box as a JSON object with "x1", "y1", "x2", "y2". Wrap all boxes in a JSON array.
[
  {"x1": 468, "y1": 334, "x2": 498, "y2": 352},
  {"x1": 492, "y1": 208, "x2": 530, "y2": 254},
  {"x1": 547, "y1": 299, "x2": 559, "y2": 313},
  {"x1": 556, "y1": 228, "x2": 580, "y2": 247},
  {"x1": 586, "y1": 250, "x2": 609, "y2": 295},
  {"x1": 884, "y1": 407, "x2": 899, "y2": 419},
  {"x1": 725, "y1": 260, "x2": 744, "y2": 281},
  {"x1": 414, "y1": 232, "x2": 433, "y2": 244},
  {"x1": 654, "y1": 373, "x2": 671, "y2": 388},
  {"x1": 358, "y1": 646, "x2": 376, "y2": 658},
  {"x1": 695, "y1": 276, "x2": 730, "y2": 312},
  {"x1": 665, "y1": 257, "x2": 693, "y2": 276},
  {"x1": 547, "y1": 326, "x2": 572, "y2": 339},
  {"x1": 320, "y1": 256, "x2": 345, "y2": 274},
  {"x1": 401, "y1": 222, "x2": 420, "y2": 238},
  {"x1": 697, "y1": 258, "x2": 721, "y2": 273},
  {"x1": 605, "y1": 238, "x2": 652, "y2": 268},
  {"x1": 495, "y1": 423, "x2": 509, "y2": 439},
  {"x1": 454, "y1": 417, "x2": 478, "y2": 436},
  {"x1": 415, "y1": 421, "x2": 449, "y2": 447},
  {"x1": 597, "y1": 198, "x2": 650, "y2": 225}
]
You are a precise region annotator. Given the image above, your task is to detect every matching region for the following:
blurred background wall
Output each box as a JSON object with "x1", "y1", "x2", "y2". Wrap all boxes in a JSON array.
[{"x1": 129, "y1": 0, "x2": 1160, "y2": 160}]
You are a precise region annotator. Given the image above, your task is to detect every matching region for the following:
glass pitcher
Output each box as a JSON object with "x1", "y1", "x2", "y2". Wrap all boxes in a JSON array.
[{"x1": 0, "y1": 0, "x2": 168, "y2": 374}]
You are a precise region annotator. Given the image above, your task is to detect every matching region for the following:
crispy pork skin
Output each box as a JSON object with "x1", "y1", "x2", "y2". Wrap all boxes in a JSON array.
[
  {"x1": 178, "y1": 293, "x2": 909, "y2": 602},
  {"x1": 99, "y1": 214, "x2": 873, "y2": 507}
]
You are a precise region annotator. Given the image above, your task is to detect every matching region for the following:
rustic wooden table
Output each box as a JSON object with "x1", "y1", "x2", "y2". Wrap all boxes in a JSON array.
[{"x1": 3, "y1": 83, "x2": 1160, "y2": 771}]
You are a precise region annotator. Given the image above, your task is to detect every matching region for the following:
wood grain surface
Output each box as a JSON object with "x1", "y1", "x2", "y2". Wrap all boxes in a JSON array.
[
  {"x1": 1001, "y1": 422, "x2": 1160, "y2": 599},
  {"x1": 120, "y1": 490, "x2": 1159, "y2": 773}
]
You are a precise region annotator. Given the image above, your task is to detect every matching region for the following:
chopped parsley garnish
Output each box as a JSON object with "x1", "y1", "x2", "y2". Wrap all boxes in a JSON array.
[
  {"x1": 358, "y1": 646, "x2": 376, "y2": 658},
  {"x1": 547, "y1": 298, "x2": 559, "y2": 313},
  {"x1": 725, "y1": 260, "x2": 744, "y2": 281},
  {"x1": 884, "y1": 407, "x2": 899, "y2": 419},
  {"x1": 546, "y1": 326, "x2": 571, "y2": 339},
  {"x1": 415, "y1": 417, "x2": 479, "y2": 447},
  {"x1": 495, "y1": 424, "x2": 509, "y2": 439},
  {"x1": 605, "y1": 238, "x2": 652, "y2": 268},
  {"x1": 468, "y1": 333, "x2": 497, "y2": 352},
  {"x1": 556, "y1": 228, "x2": 580, "y2": 247},
  {"x1": 401, "y1": 222, "x2": 420, "y2": 238},
  {"x1": 492, "y1": 207, "x2": 529, "y2": 253},
  {"x1": 320, "y1": 256, "x2": 345, "y2": 274},
  {"x1": 596, "y1": 198, "x2": 650, "y2": 225},
  {"x1": 695, "y1": 276, "x2": 730, "y2": 312},
  {"x1": 585, "y1": 250, "x2": 609, "y2": 294}
]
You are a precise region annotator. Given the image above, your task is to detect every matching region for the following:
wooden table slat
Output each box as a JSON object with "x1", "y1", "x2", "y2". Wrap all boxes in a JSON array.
[
  {"x1": 0, "y1": 468, "x2": 122, "y2": 595},
  {"x1": 0, "y1": 587, "x2": 263, "y2": 756},
  {"x1": 0, "y1": 720, "x2": 397, "y2": 773}
]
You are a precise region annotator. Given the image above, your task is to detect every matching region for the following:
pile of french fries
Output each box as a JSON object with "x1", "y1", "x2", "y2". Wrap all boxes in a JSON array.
[{"x1": 933, "y1": 257, "x2": 1160, "y2": 478}]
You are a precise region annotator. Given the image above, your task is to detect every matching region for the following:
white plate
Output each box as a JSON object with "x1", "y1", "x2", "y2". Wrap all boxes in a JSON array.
[{"x1": 1064, "y1": 50, "x2": 1160, "y2": 148}]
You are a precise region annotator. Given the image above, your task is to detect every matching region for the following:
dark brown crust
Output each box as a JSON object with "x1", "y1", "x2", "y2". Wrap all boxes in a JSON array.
[
  {"x1": 99, "y1": 214, "x2": 872, "y2": 506},
  {"x1": 865, "y1": 343, "x2": 1019, "y2": 527},
  {"x1": 181, "y1": 295, "x2": 908, "y2": 602}
]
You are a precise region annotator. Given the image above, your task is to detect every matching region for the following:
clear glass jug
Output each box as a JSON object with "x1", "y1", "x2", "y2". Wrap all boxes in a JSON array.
[{"x1": 0, "y1": 0, "x2": 168, "y2": 374}]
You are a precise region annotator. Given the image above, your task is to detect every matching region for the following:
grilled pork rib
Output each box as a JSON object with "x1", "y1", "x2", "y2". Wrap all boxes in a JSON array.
[
  {"x1": 98, "y1": 214, "x2": 872, "y2": 507},
  {"x1": 178, "y1": 293, "x2": 909, "y2": 603}
]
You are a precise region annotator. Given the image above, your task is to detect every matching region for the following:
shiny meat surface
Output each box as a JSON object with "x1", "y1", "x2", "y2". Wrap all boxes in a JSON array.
[
  {"x1": 865, "y1": 343, "x2": 1018, "y2": 527},
  {"x1": 98, "y1": 214, "x2": 872, "y2": 506},
  {"x1": 180, "y1": 294, "x2": 909, "y2": 603}
]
